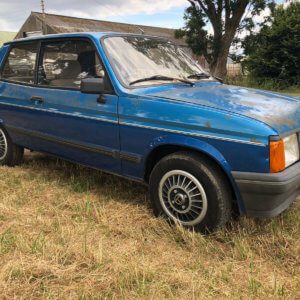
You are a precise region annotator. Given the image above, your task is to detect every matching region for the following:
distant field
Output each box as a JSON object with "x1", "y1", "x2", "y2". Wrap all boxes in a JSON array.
[
  {"x1": 285, "y1": 89, "x2": 300, "y2": 97},
  {"x1": 0, "y1": 31, "x2": 16, "y2": 46},
  {"x1": 227, "y1": 76, "x2": 300, "y2": 98}
]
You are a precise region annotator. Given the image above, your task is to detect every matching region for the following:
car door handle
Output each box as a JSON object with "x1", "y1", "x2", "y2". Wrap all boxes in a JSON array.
[
  {"x1": 97, "y1": 94, "x2": 106, "y2": 104},
  {"x1": 30, "y1": 96, "x2": 44, "y2": 103}
]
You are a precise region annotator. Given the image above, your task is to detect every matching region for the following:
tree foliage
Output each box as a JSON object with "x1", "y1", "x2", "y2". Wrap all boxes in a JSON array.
[
  {"x1": 176, "y1": 0, "x2": 275, "y2": 78},
  {"x1": 243, "y1": 2, "x2": 300, "y2": 87}
]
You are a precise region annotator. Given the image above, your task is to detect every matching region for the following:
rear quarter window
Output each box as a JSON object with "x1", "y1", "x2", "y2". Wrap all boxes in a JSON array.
[{"x1": 1, "y1": 42, "x2": 38, "y2": 84}]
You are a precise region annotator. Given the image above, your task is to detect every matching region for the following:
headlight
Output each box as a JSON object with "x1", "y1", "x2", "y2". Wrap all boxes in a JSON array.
[
  {"x1": 283, "y1": 134, "x2": 300, "y2": 168},
  {"x1": 270, "y1": 133, "x2": 299, "y2": 173}
]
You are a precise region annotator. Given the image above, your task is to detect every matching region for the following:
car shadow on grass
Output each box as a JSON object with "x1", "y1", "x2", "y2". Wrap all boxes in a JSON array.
[{"x1": 22, "y1": 151, "x2": 149, "y2": 206}]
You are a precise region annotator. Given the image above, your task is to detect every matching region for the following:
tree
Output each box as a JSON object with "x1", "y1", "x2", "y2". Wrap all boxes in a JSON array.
[
  {"x1": 176, "y1": 0, "x2": 275, "y2": 79},
  {"x1": 243, "y1": 2, "x2": 300, "y2": 87}
]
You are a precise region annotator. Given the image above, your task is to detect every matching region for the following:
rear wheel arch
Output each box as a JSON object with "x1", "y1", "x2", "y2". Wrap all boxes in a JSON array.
[{"x1": 0, "y1": 124, "x2": 24, "y2": 166}]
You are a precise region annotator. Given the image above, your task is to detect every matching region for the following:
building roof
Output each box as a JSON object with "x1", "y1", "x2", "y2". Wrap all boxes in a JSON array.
[
  {"x1": 18, "y1": 12, "x2": 183, "y2": 45},
  {"x1": 9, "y1": 32, "x2": 175, "y2": 45}
]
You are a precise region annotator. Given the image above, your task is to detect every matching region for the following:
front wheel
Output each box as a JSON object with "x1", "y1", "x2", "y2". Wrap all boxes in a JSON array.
[
  {"x1": 149, "y1": 152, "x2": 232, "y2": 233},
  {"x1": 0, "y1": 127, "x2": 24, "y2": 166}
]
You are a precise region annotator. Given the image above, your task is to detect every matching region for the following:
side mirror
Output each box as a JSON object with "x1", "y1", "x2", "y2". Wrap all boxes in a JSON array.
[{"x1": 80, "y1": 77, "x2": 105, "y2": 94}]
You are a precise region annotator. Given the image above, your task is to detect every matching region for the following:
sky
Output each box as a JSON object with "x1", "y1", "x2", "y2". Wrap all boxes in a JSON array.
[
  {"x1": 0, "y1": 0, "x2": 289, "y2": 33},
  {"x1": 0, "y1": 0, "x2": 188, "y2": 32}
]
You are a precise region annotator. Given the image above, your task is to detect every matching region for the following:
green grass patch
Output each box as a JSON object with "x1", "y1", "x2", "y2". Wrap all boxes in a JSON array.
[
  {"x1": 227, "y1": 75, "x2": 300, "y2": 97},
  {"x1": 0, "y1": 31, "x2": 16, "y2": 46}
]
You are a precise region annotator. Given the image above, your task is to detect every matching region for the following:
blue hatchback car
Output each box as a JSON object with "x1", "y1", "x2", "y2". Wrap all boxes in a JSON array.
[{"x1": 0, "y1": 32, "x2": 299, "y2": 232}]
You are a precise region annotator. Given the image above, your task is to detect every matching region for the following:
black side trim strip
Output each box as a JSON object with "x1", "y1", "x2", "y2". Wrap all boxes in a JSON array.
[
  {"x1": 7, "y1": 125, "x2": 141, "y2": 163},
  {"x1": 120, "y1": 153, "x2": 142, "y2": 163},
  {"x1": 8, "y1": 125, "x2": 114, "y2": 157},
  {"x1": 6, "y1": 126, "x2": 142, "y2": 163}
]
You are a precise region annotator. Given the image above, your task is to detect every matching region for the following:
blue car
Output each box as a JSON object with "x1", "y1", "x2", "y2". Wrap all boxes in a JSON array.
[{"x1": 0, "y1": 32, "x2": 299, "y2": 233}]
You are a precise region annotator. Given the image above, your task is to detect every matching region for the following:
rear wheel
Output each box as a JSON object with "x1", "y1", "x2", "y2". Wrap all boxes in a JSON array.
[
  {"x1": 149, "y1": 151, "x2": 232, "y2": 233},
  {"x1": 0, "y1": 127, "x2": 24, "y2": 166}
]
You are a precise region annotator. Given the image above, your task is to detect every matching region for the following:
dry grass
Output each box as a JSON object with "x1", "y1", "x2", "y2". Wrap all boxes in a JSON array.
[{"x1": 0, "y1": 152, "x2": 299, "y2": 299}]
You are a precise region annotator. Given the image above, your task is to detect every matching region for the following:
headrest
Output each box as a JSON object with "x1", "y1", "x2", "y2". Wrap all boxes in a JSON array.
[{"x1": 56, "y1": 60, "x2": 81, "y2": 79}]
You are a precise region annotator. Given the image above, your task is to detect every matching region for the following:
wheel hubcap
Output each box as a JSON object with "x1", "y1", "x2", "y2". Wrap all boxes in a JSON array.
[
  {"x1": 0, "y1": 129, "x2": 8, "y2": 161},
  {"x1": 159, "y1": 170, "x2": 208, "y2": 226}
]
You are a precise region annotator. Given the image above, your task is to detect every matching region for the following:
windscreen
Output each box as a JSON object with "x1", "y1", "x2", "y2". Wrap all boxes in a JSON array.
[{"x1": 102, "y1": 36, "x2": 207, "y2": 86}]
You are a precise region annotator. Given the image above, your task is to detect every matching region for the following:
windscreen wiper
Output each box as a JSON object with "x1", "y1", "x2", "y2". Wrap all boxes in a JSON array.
[
  {"x1": 187, "y1": 73, "x2": 210, "y2": 80},
  {"x1": 129, "y1": 75, "x2": 194, "y2": 86},
  {"x1": 187, "y1": 72, "x2": 223, "y2": 83}
]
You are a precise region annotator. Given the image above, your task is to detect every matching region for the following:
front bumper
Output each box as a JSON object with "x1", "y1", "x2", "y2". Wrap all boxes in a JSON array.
[{"x1": 232, "y1": 161, "x2": 300, "y2": 217}]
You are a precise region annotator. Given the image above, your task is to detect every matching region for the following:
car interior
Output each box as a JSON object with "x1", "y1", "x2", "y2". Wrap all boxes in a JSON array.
[
  {"x1": 1, "y1": 40, "x2": 105, "y2": 89},
  {"x1": 39, "y1": 45, "x2": 105, "y2": 88}
]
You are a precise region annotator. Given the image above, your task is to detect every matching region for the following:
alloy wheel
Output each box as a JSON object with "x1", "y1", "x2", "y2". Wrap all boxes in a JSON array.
[
  {"x1": 158, "y1": 170, "x2": 208, "y2": 226},
  {"x1": 0, "y1": 129, "x2": 8, "y2": 161}
]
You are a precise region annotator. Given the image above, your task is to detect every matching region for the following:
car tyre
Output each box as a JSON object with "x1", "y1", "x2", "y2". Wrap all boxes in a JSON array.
[
  {"x1": 0, "y1": 126, "x2": 24, "y2": 166},
  {"x1": 149, "y1": 151, "x2": 232, "y2": 233}
]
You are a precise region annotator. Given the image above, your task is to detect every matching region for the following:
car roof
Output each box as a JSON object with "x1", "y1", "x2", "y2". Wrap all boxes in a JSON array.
[{"x1": 4, "y1": 32, "x2": 171, "y2": 45}]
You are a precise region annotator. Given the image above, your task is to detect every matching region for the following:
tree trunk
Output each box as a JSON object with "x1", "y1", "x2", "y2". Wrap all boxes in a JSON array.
[
  {"x1": 209, "y1": 54, "x2": 228, "y2": 79},
  {"x1": 209, "y1": 32, "x2": 234, "y2": 80}
]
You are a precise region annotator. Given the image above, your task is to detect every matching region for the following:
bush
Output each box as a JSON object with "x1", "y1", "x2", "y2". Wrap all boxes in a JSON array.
[{"x1": 242, "y1": 2, "x2": 300, "y2": 88}]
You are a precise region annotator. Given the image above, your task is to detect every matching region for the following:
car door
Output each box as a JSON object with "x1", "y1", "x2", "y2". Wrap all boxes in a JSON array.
[
  {"x1": 0, "y1": 39, "x2": 120, "y2": 173},
  {"x1": 0, "y1": 41, "x2": 43, "y2": 145},
  {"x1": 30, "y1": 38, "x2": 121, "y2": 173}
]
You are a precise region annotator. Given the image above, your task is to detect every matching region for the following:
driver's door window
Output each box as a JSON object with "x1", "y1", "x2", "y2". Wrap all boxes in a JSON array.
[{"x1": 38, "y1": 39, "x2": 104, "y2": 89}]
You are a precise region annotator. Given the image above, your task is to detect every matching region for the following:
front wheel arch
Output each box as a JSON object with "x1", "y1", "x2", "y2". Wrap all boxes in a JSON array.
[{"x1": 144, "y1": 137, "x2": 243, "y2": 214}]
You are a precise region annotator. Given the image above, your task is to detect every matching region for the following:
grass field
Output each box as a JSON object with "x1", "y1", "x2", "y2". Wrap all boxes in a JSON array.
[
  {"x1": 226, "y1": 76, "x2": 300, "y2": 98},
  {"x1": 0, "y1": 32, "x2": 16, "y2": 47},
  {"x1": 0, "y1": 151, "x2": 299, "y2": 299}
]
